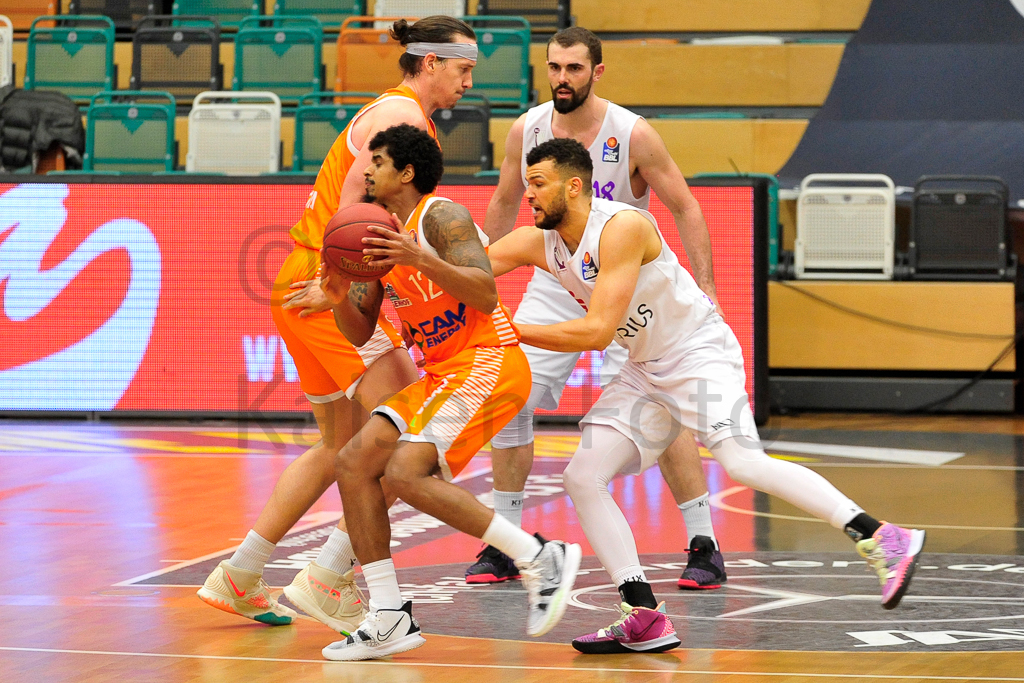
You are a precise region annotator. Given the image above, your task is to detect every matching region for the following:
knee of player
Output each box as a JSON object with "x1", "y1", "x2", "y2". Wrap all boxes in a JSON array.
[
  {"x1": 561, "y1": 456, "x2": 597, "y2": 499},
  {"x1": 708, "y1": 436, "x2": 768, "y2": 484},
  {"x1": 382, "y1": 459, "x2": 419, "y2": 499}
]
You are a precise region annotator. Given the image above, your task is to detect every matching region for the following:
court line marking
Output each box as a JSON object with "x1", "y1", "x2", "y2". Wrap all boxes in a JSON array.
[
  {"x1": 710, "y1": 486, "x2": 1024, "y2": 532},
  {"x1": 766, "y1": 441, "x2": 964, "y2": 466},
  {"x1": 112, "y1": 465, "x2": 493, "y2": 587},
  {"x1": 0, "y1": 646, "x2": 1021, "y2": 680}
]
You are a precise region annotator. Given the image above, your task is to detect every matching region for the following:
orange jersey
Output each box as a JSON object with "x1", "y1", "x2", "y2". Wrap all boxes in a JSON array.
[
  {"x1": 382, "y1": 195, "x2": 520, "y2": 367},
  {"x1": 289, "y1": 85, "x2": 438, "y2": 251}
]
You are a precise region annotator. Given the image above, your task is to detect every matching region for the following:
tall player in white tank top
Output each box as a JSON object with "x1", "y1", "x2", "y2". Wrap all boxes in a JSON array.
[
  {"x1": 470, "y1": 28, "x2": 726, "y2": 591},
  {"x1": 489, "y1": 138, "x2": 926, "y2": 653}
]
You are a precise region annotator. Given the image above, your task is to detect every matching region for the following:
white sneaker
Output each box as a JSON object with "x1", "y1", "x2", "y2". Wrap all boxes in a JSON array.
[
  {"x1": 517, "y1": 534, "x2": 582, "y2": 637},
  {"x1": 197, "y1": 560, "x2": 297, "y2": 625},
  {"x1": 322, "y1": 601, "x2": 426, "y2": 661},
  {"x1": 283, "y1": 562, "x2": 366, "y2": 634}
]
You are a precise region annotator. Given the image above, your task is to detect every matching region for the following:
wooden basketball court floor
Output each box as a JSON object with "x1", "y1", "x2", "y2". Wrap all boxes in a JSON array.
[{"x1": 3, "y1": 413, "x2": 1024, "y2": 682}]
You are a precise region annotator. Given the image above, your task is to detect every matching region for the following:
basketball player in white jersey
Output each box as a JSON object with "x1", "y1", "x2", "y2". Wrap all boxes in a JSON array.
[
  {"x1": 488, "y1": 138, "x2": 926, "y2": 654},
  {"x1": 468, "y1": 27, "x2": 725, "y2": 591}
]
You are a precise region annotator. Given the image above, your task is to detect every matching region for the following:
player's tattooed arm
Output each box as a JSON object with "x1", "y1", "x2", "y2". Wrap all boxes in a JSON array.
[
  {"x1": 321, "y1": 274, "x2": 382, "y2": 347},
  {"x1": 417, "y1": 202, "x2": 499, "y2": 313}
]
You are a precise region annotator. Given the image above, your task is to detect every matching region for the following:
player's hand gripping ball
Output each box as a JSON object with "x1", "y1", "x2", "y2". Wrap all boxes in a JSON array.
[{"x1": 322, "y1": 203, "x2": 399, "y2": 282}]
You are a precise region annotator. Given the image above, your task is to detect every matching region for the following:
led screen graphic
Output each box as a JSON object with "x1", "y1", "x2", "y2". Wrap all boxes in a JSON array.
[{"x1": 0, "y1": 181, "x2": 756, "y2": 416}]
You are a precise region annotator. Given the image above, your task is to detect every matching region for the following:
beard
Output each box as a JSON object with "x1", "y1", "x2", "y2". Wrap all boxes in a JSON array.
[
  {"x1": 551, "y1": 79, "x2": 593, "y2": 114},
  {"x1": 535, "y1": 193, "x2": 568, "y2": 231}
]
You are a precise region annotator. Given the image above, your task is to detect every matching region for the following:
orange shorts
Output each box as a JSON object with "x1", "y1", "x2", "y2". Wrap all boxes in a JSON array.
[
  {"x1": 272, "y1": 245, "x2": 403, "y2": 403},
  {"x1": 373, "y1": 345, "x2": 532, "y2": 480}
]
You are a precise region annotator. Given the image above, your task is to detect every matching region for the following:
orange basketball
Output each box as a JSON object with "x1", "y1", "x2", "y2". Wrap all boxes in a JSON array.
[{"x1": 322, "y1": 203, "x2": 398, "y2": 282}]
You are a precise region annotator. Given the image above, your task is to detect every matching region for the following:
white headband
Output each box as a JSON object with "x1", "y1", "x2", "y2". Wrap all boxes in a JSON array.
[{"x1": 405, "y1": 42, "x2": 478, "y2": 61}]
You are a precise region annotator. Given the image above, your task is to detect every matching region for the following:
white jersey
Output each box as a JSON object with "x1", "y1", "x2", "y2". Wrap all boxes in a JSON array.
[
  {"x1": 521, "y1": 100, "x2": 650, "y2": 208},
  {"x1": 542, "y1": 198, "x2": 714, "y2": 362}
]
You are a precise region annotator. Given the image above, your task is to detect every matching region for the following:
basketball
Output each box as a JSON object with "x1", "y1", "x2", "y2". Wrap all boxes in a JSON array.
[{"x1": 322, "y1": 203, "x2": 398, "y2": 282}]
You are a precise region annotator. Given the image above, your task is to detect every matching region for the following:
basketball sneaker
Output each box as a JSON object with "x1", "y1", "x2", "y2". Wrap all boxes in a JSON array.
[
  {"x1": 197, "y1": 560, "x2": 297, "y2": 625},
  {"x1": 321, "y1": 601, "x2": 426, "y2": 661},
  {"x1": 465, "y1": 544, "x2": 521, "y2": 584},
  {"x1": 572, "y1": 602, "x2": 681, "y2": 654},
  {"x1": 678, "y1": 535, "x2": 727, "y2": 590},
  {"x1": 282, "y1": 562, "x2": 366, "y2": 634},
  {"x1": 856, "y1": 522, "x2": 926, "y2": 610},
  {"x1": 517, "y1": 534, "x2": 582, "y2": 637}
]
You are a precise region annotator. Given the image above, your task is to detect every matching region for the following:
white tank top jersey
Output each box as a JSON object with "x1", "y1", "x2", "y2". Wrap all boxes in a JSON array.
[
  {"x1": 521, "y1": 100, "x2": 650, "y2": 208},
  {"x1": 542, "y1": 198, "x2": 715, "y2": 362}
]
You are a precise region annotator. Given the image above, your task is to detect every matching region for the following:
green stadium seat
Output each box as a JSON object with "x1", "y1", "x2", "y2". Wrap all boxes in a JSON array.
[
  {"x1": 25, "y1": 15, "x2": 115, "y2": 103},
  {"x1": 233, "y1": 16, "x2": 323, "y2": 102},
  {"x1": 172, "y1": 0, "x2": 259, "y2": 29},
  {"x1": 292, "y1": 91, "x2": 374, "y2": 172},
  {"x1": 272, "y1": 0, "x2": 364, "y2": 28},
  {"x1": 85, "y1": 90, "x2": 177, "y2": 172},
  {"x1": 463, "y1": 16, "x2": 532, "y2": 113}
]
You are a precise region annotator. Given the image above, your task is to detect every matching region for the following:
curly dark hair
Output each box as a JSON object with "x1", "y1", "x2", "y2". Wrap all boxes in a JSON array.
[
  {"x1": 391, "y1": 16, "x2": 477, "y2": 77},
  {"x1": 525, "y1": 138, "x2": 593, "y2": 193},
  {"x1": 368, "y1": 124, "x2": 444, "y2": 195}
]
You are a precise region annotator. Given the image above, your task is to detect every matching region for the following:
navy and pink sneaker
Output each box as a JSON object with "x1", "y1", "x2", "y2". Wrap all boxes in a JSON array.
[
  {"x1": 572, "y1": 602, "x2": 681, "y2": 654},
  {"x1": 856, "y1": 522, "x2": 926, "y2": 610},
  {"x1": 678, "y1": 535, "x2": 726, "y2": 590},
  {"x1": 465, "y1": 544, "x2": 521, "y2": 584}
]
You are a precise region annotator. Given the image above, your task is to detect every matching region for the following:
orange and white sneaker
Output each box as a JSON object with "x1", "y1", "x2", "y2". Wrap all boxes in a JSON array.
[
  {"x1": 283, "y1": 561, "x2": 367, "y2": 634},
  {"x1": 197, "y1": 560, "x2": 296, "y2": 625}
]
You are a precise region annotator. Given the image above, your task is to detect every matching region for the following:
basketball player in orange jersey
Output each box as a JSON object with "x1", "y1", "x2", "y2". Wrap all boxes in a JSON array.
[
  {"x1": 197, "y1": 17, "x2": 479, "y2": 633},
  {"x1": 469, "y1": 27, "x2": 726, "y2": 591},
  {"x1": 315, "y1": 124, "x2": 581, "y2": 661}
]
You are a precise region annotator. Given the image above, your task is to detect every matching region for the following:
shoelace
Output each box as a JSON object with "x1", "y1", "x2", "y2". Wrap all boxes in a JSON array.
[
  {"x1": 857, "y1": 539, "x2": 895, "y2": 584},
  {"x1": 519, "y1": 561, "x2": 541, "y2": 606},
  {"x1": 595, "y1": 602, "x2": 634, "y2": 638}
]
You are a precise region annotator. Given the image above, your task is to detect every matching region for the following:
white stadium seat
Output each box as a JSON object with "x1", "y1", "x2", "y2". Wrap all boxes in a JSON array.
[
  {"x1": 186, "y1": 91, "x2": 281, "y2": 174},
  {"x1": 795, "y1": 173, "x2": 896, "y2": 280},
  {"x1": 0, "y1": 15, "x2": 13, "y2": 89}
]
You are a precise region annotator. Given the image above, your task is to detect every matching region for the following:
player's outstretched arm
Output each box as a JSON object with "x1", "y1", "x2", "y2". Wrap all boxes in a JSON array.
[
  {"x1": 632, "y1": 119, "x2": 719, "y2": 308},
  {"x1": 518, "y1": 212, "x2": 646, "y2": 352},
  {"x1": 488, "y1": 225, "x2": 547, "y2": 277},
  {"x1": 320, "y1": 267, "x2": 383, "y2": 347},
  {"x1": 482, "y1": 116, "x2": 528, "y2": 242}
]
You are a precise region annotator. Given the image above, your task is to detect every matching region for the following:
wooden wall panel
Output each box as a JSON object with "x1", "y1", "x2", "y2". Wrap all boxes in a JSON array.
[
  {"x1": 573, "y1": 0, "x2": 871, "y2": 32},
  {"x1": 531, "y1": 42, "x2": 845, "y2": 106},
  {"x1": 769, "y1": 281, "x2": 1016, "y2": 371}
]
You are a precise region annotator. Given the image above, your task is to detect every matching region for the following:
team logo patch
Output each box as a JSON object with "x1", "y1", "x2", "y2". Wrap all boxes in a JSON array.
[
  {"x1": 581, "y1": 251, "x2": 598, "y2": 281},
  {"x1": 602, "y1": 136, "x2": 620, "y2": 163},
  {"x1": 553, "y1": 247, "x2": 567, "y2": 271},
  {"x1": 384, "y1": 282, "x2": 412, "y2": 308}
]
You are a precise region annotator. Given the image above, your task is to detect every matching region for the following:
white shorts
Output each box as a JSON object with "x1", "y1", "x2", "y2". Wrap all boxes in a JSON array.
[
  {"x1": 513, "y1": 269, "x2": 628, "y2": 409},
  {"x1": 582, "y1": 316, "x2": 760, "y2": 473}
]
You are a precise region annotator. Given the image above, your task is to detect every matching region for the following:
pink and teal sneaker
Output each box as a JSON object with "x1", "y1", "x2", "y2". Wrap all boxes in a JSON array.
[
  {"x1": 856, "y1": 522, "x2": 926, "y2": 610},
  {"x1": 572, "y1": 602, "x2": 680, "y2": 654}
]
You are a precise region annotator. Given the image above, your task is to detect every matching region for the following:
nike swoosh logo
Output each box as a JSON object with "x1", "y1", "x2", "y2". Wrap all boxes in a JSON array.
[
  {"x1": 377, "y1": 614, "x2": 406, "y2": 641},
  {"x1": 632, "y1": 616, "x2": 658, "y2": 640},
  {"x1": 226, "y1": 573, "x2": 246, "y2": 597}
]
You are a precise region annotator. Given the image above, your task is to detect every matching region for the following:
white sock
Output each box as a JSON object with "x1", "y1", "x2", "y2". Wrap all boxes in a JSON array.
[
  {"x1": 228, "y1": 530, "x2": 275, "y2": 574},
  {"x1": 315, "y1": 528, "x2": 358, "y2": 574},
  {"x1": 481, "y1": 513, "x2": 542, "y2": 564},
  {"x1": 679, "y1": 493, "x2": 718, "y2": 547},
  {"x1": 611, "y1": 565, "x2": 647, "y2": 587},
  {"x1": 362, "y1": 558, "x2": 403, "y2": 610},
  {"x1": 492, "y1": 489, "x2": 525, "y2": 528}
]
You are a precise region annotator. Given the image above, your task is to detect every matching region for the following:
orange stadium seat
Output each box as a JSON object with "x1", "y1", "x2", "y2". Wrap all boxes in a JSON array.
[
  {"x1": 7, "y1": 0, "x2": 57, "y2": 32},
  {"x1": 335, "y1": 15, "x2": 416, "y2": 95}
]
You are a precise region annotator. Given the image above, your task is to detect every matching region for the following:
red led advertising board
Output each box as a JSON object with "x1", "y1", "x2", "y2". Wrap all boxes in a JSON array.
[{"x1": 0, "y1": 180, "x2": 765, "y2": 419}]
